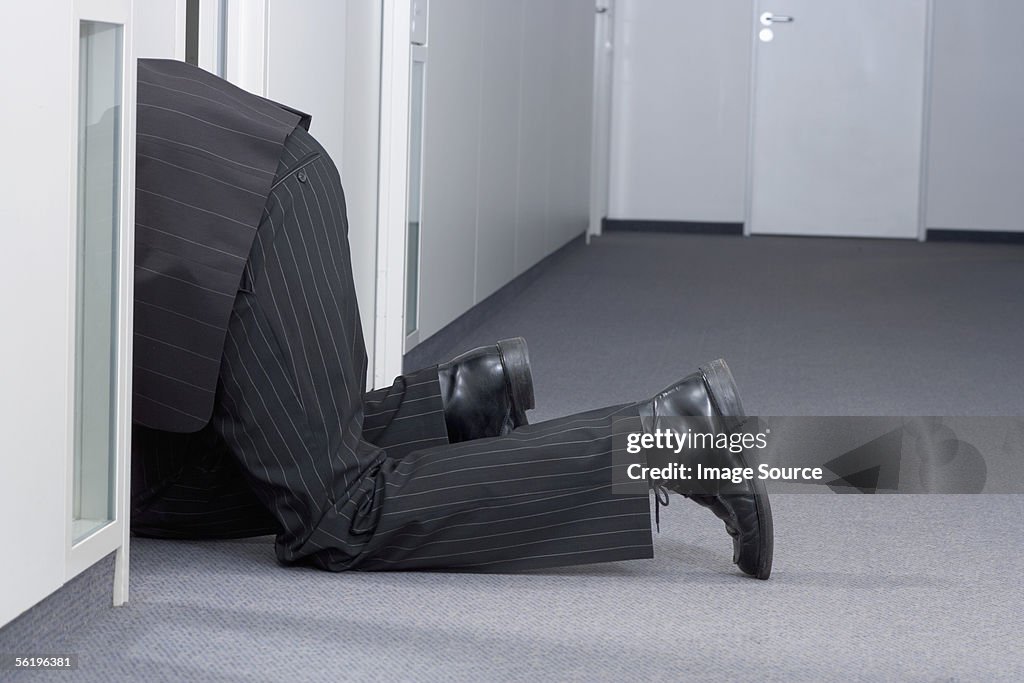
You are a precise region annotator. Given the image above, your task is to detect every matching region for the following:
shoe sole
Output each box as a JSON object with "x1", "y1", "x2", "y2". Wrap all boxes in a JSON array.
[
  {"x1": 496, "y1": 337, "x2": 535, "y2": 426},
  {"x1": 698, "y1": 358, "x2": 774, "y2": 580}
]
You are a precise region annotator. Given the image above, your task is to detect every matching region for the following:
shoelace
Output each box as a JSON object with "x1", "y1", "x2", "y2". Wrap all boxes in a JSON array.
[{"x1": 652, "y1": 483, "x2": 670, "y2": 532}]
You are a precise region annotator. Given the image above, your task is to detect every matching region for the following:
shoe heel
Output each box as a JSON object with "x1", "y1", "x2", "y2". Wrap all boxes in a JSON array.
[
  {"x1": 496, "y1": 337, "x2": 535, "y2": 423},
  {"x1": 699, "y1": 358, "x2": 773, "y2": 580},
  {"x1": 699, "y1": 358, "x2": 746, "y2": 433}
]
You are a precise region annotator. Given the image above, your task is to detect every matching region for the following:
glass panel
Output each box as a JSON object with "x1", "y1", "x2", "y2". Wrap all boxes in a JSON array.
[
  {"x1": 405, "y1": 59, "x2": 425, "y2": 336},
  {"x1": 73, "y1": 21, "x2": 123, "y2": 543}
]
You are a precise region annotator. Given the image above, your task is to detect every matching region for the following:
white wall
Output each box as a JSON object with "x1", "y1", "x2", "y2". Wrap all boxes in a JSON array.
[
  {"x1": 926, "y1": 0, "x2": 1024, "y2": 233},
  {"x1": 261, "y1": 0, "x2": 372, "y2": 328},
  {"x1": 608, "y1": 0, "x2": 753, "y2": 223},
  {"x1": 610, "y1": 0, "x2": 1024, "y2": 235},
  {"x1": 265, "y1": 0, "x2": 347, "y2": 167},
  {"x1": 342, "y1": 2, "x2": 384, "y2": 366},
  {"x1": 414, "y1": 0, "x2": 595, "y2": 343},
  {"x1": 134, "y1": 0, "x2": 185, "y2": 60},
  {"x1": 0, "y1": 0, "x2": 75, "y2": 628},
  {"x1": 222, "y1": 0, "x2": 383, "y2": 374}
]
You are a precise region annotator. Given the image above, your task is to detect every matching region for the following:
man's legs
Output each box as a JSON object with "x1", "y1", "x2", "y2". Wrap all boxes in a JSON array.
[
  {"x1": 130, "y1": 367, "x2": 452, "y2": 539},
  {"x1": 309, "y1": 404, "x2": 653, "y2": 572},
  {"x1": 130, "y1": 423, "x2": 280, "y2": 538},
  {"x1": 217, "y1": 356, "x2": 652, "y2": 572},
  {"x1": 212, "y1": 270, "x2": 652, "y2": 570},
  {"x1": 205, "y1": 123, "x2": 652, "y2": 570},
  {"x1": 361, "y1": 366, "x2": 450, "y2": 459}
]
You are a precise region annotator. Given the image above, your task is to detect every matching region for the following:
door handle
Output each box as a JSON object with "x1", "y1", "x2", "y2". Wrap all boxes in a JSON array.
[{"x1": 760, "y1": 12, "x2": 795, "y2": 25}]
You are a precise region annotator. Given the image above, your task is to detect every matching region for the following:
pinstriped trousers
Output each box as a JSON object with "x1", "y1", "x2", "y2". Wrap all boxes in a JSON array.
[
  {"x1": 131, "y1": 367, "x2": 452, "y2": 539},
  {"x1": 131, "y1": 126, "x2": 653, "y2": 571}
]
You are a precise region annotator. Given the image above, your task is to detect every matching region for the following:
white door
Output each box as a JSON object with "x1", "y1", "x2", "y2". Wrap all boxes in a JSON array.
[
  {"x1": 748, "y1": 1, "x2": 929, "y2": 238},
  {"x1": 1, "y1": 0, "x2": 136, "y2": 626}
]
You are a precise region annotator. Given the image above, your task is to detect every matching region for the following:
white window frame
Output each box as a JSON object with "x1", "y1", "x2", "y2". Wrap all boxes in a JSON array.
[
  {"x1": 374, "y1": 0, "x2": 413, "y2": 386},
  {"x1": 402, "y1": 43, "x2": 428, "y2": 353},
  {"x1": 66, "y1": 0, "x2": 136, "y2": 607}
]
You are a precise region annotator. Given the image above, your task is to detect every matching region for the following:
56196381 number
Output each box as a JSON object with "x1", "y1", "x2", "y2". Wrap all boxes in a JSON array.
[{"x1": 3, "y1": 654, "x2": 78, "y2": 670}]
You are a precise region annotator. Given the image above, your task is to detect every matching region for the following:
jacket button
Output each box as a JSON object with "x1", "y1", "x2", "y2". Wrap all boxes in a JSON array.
[{"x1": 297, "y1": 170, "x2": 308, "y2": 183}]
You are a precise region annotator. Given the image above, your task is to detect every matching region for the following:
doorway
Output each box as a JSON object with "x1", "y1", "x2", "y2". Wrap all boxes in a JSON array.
[{"x1": 747, "y1": 1, "x2": 930, "y2": 239}]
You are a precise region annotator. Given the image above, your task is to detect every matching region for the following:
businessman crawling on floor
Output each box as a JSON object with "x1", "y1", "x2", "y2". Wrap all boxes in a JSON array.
[{"x1": 130, "y1": 59, "x2": 773, "y2": 578}]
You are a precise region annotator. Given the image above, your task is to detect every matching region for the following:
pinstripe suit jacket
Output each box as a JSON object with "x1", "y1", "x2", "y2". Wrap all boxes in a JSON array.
[{"x1": 133, "y1": 59, "x2": 308, "y2": 433}]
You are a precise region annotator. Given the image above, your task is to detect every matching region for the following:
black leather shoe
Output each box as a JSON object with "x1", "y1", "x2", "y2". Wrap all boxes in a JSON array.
[
  {"x1": 437, "y1": 337, "x2": 535, "y2": 442},
  {"x1": 639, "y1": 359, "x2": 773, "y2": 579}
]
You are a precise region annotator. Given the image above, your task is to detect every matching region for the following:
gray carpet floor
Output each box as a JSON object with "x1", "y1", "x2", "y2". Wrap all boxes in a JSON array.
[
  {"x1": 8, "y1": 233, "x2": 1024, "y2": 682},
  {"x1": 437, "y1": 232, "x2": 1024, "y2": 420}
]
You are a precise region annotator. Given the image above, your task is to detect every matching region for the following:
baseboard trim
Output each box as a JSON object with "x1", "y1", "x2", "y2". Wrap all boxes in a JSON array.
[
  {"x1": 403, "y1": 232, "x2": 586, "y2": 371},
  {"x1": 0, "y1": 553, "x2": 115, "y2": 651},
  {"x1": 602, "y1": 219, "x2": 744, "y2": 236},
  {"x1": 926, "y1": 229, "x2": 1024, "y2": 245}
]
